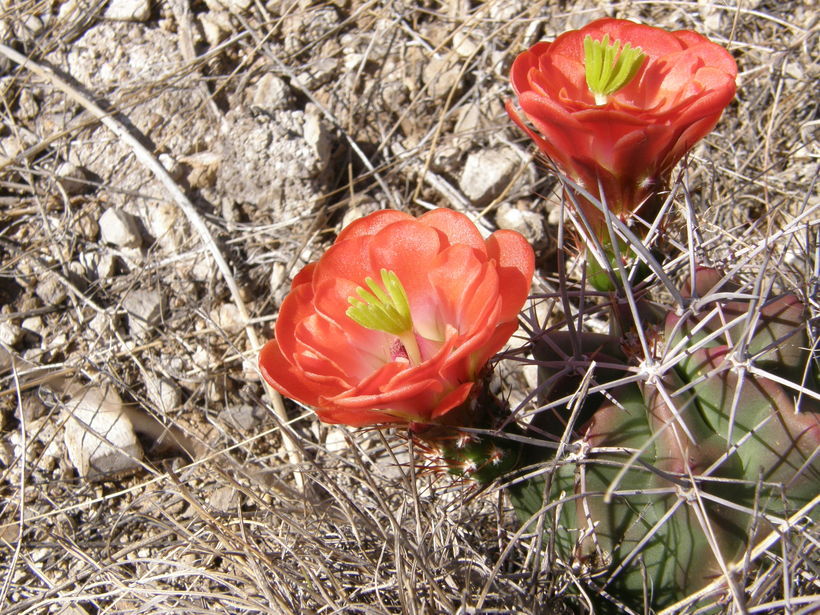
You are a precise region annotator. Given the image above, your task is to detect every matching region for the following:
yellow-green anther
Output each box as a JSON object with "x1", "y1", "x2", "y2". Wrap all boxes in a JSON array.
[
  {"x1": 346, "y1": 269, "x2": 422, "y2": 365},
  {"x1": 584, "y1": 34, "x2": 645, "y2": 105}
]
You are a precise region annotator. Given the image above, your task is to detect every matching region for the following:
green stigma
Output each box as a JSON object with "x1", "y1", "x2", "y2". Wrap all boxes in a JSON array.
[
  {"x1": 584, "y1": 34, "x2": 645, "y2": 106},
  {"x1": 346, "y1": 269, "x2": 422, "y2": 365}
]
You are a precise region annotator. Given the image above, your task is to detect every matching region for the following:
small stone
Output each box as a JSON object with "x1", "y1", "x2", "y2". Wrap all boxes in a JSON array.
[
  {"x1": 147, "y1": 203, "x2": 182, "y2": 252},
  {"x1": 454, "y1": 102, "x2": 482, "y2": 136},
  {"x1": 17, "y1": 89, "x2": 39, "y2": 120},
  {"x1": 122, "y1": 289, "x2": 163, "y2": 339},
  {"x1": 75, "y1": 211, "x2": 100, "y2": 240},
  {"x1": 47, "y1": 332, "x2": 68, "y2": 352},
  {"x1": 430, "y1": 143, "x2": 461, "y2": 174},
  {"x1": 208, "y1": 485, "x2": 238, "y2": 512},
  {"x1": 211, "y1": 303, "x2": 244, "y2": 335},
  {"x1": 303, "y1": 105, "x2": 331, "y2": 170},
  {"x1": 250, "y1": 74, "x2": 291, "y2": 112},
  {"x1": 295, "y1": 57, "x2": 339, "y2": 90},
  {"x1": 35, "y1": 272, "x2": 67, "y2": 306},
  {"x1": 190, "y1": 254, "x2": 214, "y2": 281},
  {"x1": 495, "y1": 202, "x2": 546, "y2": 246},
  {"x1": 453, "y1": 31, "x2": 479, "y2": 57},
  {"x1": 459, "y1": 147, "x2": 520, "y2": 206},
  {"x1": 23, "y1": 15, "x2": 44, "y2": 36},
  {"x1": 0, "y1": 135, "x2": 22, "y2": 163},
  {"x1": 0, "y1": 322, "x2": 22, "y2": 346},
  {"x1": 97, "y1": 253, "x2": 118, "y2": 279},
  {"x1": 199, "y1": 11, "x2": 232, "y2": 47},
  {"x1": 55, "y1": 162, "x2": 88, "y2": 194},
  {"x1": 62, "y1": 384, "x2": 144, "y2": 480},
  {"x1": 89, "y1": 312, "x2": 114, "y2": 336},
  {"x1": 219, "y1": 404, "x2": 266, "y2": 432},
  {"x1": 221, "y1": 0, "x2": 252, "y2": 12},
  {"x1": 20, "y1": 316, "x2": 43, "y2": 336},
  {"x1": 423, "y1": 57, "x2": 461, "y2": 100},
  {"x1": 104, "y1": 0, "x2": 152, "y2": 21},
  {"x1": 99, "y1": 208, "x2": 142, "y2": 248},
  {"x1": 324, "y1": 427, "x2": 349, "y2": 453},
  {"x1": 144, "y1": 375, "x2": 181, "y2": 414}
]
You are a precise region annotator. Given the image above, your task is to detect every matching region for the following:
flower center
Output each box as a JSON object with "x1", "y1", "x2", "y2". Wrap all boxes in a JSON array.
[
  {"x1": 584, "y1": 34, "x2": 645, "y2": 106},
  {"x1": 346, "y1": 269, "x2": 423, "y2": 366}
]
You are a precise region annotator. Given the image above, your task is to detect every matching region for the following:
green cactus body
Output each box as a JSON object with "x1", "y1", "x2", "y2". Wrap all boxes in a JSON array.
[{"x1": 511, "y1": 269, "x2": 819, "y2": 611}]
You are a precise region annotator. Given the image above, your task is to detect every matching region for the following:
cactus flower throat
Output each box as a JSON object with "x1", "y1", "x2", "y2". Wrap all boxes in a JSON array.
[{"x1": 346, "y1": 268, "x2": 423, "y2": 366}]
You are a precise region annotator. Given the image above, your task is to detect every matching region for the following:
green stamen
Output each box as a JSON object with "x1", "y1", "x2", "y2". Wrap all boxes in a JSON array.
[
  {"x1": 346, "y1": 269, "x2": 422, "y2": 365},
  {"x1": 584, "y1": 34, "x2": 645, "y2": 106}
]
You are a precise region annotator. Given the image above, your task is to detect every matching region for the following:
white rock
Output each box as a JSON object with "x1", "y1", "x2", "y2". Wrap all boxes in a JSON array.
[
  {"x1": 199, "y1": 11, "x2": 231, "y2": 47},
  {"x1": 47, "y1": 332, "x2": 68, "y2": 352},
  {"x1": 104, "y1": 0, "x2": 151, "y2": 22},
  {"x1": 422, "y1": 57, "x2": 461, "y2": 100},
  {"x1": 208, "y1": 485, "x2": 237, "y2": 512},
  {"x1": 100, "y1": 208, "x2": 142, "y2": 248},
  {"x1": 20, "y1": 316, "x2": 43, "y2": 336},
  {"x1": 453, "y1": 31, "x2": 479, "y2": 57},
  {"x1": 495, "y1": 202, "x2": 545, "y2": 245},
  {"x1": 206, "y1": 0, "x2": 252, "y2": 12},
  {"x1": 295, "y1": 57, "x2": 339, "y2": 90},
  {"x1": 303, "y1": 105, "x2": 331, "y2": 169},
  {"x1": 89, "y1": 312, "x2": 114, "y2": 336},
  {"x1": 144, "y1": 375, "x2": 181, "y2": 414},
  {"x1": 17, "y1": 89, "x2": 38, "y2": 120},
  {"x1": 219, "y1": 404, "x2": 266, "y2": 432},
  {"x1": 122, "y1": 289, "x2": 163, "y2": 339},
  {"x1": 0, "y1": 438, "x2": 13, "y2": 467},
  {"x1": 0, "y1": 322, "x2": 22, "y2": 346},
  {"x1": 341, "y1": 199, "x2": 380, "y2": 230},
  {"x1": 211, "y1": 303, "x2": 244, "y2": 335},
  {"x1": 62, "y1": 384, "x2": 143, "y2": 480},
  {"x1": 250, "y1": 74, "x2": 291, "y2": 112},
  {"x1": 324, "y1": 427, "x2": 349, "y2": 453},
  {"x1": 191, "y1": 254, "x2": 214, "y2": 282},
  {"x1": 459, "y1": 147, "x2": 520, "y2": 206},
  {"x1": 147, "y1": 203, "x2": 182, "y2": 252},
  {"x1": 97, "y1": 253, "x2": 118, "y2": 279}
]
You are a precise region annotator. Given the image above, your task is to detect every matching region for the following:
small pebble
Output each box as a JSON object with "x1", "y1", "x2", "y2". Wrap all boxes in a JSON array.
[
  {"x1": 459, "y1": 147, "x2": 519, "y2": 206},
  {"x1": 99, "y1": 208, "x2": 142, "y2": 248},
  {"x1": 122, "y1": 289, "x2": 163, "y2": 339},
  {"x1": 104, "y1": 0, "x2": 152, "y2": 21}
]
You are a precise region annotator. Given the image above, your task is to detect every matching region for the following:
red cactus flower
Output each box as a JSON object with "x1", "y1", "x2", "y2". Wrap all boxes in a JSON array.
[
  {"x1": 259, "y1": 209, "x2": 534, "y2": 428},
  {"x1": 507, "y1": 18, "x2": 737, "y2": 237}
]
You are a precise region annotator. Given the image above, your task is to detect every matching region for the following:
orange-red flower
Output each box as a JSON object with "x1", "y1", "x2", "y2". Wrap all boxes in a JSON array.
[
  {"x1": 508, "y1": 18, "x2": 737, "y2": 237},
  {"x1": 259, "y1": 209, "x2": 534, "y2": 427}
]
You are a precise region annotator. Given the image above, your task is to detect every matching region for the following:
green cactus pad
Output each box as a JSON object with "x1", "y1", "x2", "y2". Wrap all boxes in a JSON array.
[{"x1": 512, "y1": 269, "x2": 819, "y2": 611}]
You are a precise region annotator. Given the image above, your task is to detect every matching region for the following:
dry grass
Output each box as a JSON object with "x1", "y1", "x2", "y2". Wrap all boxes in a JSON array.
[{"x1": 0, "y1": 0, "x2": 816, "y2": 613}]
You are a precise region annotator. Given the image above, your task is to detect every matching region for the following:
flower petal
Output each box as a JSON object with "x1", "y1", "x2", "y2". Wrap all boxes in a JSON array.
[
  {"x1": 259, "y1": 339, "x2": 340, "y2": 406},
  {"x1": 485, "y1": 230, "x2": 535, "y2": 323},
  {"x1": 335, "y1": 209, "x2": 413, "y2": 243}
]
